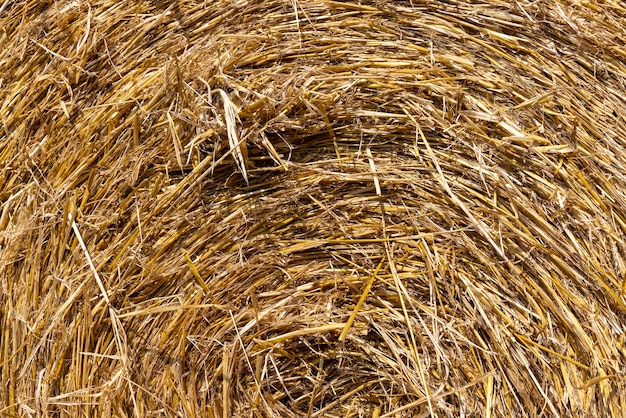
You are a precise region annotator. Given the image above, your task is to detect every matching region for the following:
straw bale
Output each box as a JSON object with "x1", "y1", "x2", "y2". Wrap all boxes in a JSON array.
[{"x1": 1, "y1": 0, "x2": 626, "y2": 416}]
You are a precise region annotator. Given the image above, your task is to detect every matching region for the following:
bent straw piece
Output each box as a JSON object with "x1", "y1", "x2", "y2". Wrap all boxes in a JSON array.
[
  {"x1": 218, "y1": 89, "x2": 248, "y2": 184},
  {"x1": 338, "y1": 258, "x2": 384, "y2": 341}
]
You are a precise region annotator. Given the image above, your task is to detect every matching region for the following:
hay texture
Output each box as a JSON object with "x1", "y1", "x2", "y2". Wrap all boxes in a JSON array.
[{"x1": 2, "y1": 0, "x2": 626, "y2": 416}]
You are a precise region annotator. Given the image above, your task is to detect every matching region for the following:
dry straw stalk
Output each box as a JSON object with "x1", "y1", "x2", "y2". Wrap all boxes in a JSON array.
[{"x1": 1, "y1": 0, "x2": 626, "y2": 417}]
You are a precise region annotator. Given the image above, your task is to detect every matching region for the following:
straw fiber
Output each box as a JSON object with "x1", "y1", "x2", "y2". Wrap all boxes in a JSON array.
[{"x1": 1, "y1": 0, "x2": 626, "y2": 416}]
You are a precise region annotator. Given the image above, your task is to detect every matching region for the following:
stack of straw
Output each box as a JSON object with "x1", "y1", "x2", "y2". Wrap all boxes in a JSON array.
[{"x1": 1, "y1": 0, "x2": 626, "y2": 416}]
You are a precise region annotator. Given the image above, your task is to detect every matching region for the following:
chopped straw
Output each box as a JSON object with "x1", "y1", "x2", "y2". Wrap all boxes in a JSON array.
[{"x1": 1, "y1": 0, "x2": 626, "y2": 416}]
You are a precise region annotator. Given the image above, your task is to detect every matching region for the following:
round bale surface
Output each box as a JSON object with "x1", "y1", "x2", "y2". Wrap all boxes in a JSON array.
[{"x1": 1, "y1": 1, "x2": 626, "y2": 417}]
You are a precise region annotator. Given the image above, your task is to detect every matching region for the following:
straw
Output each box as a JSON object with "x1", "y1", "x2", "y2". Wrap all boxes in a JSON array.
[{"x1": 1, "y1": 0, "x2": 626, "y2": 416}]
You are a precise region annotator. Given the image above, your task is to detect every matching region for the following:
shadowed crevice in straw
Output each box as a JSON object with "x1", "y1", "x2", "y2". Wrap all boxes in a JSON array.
[{"x1": 1, "y1": 0, "x2": 626, "y2": 416}]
